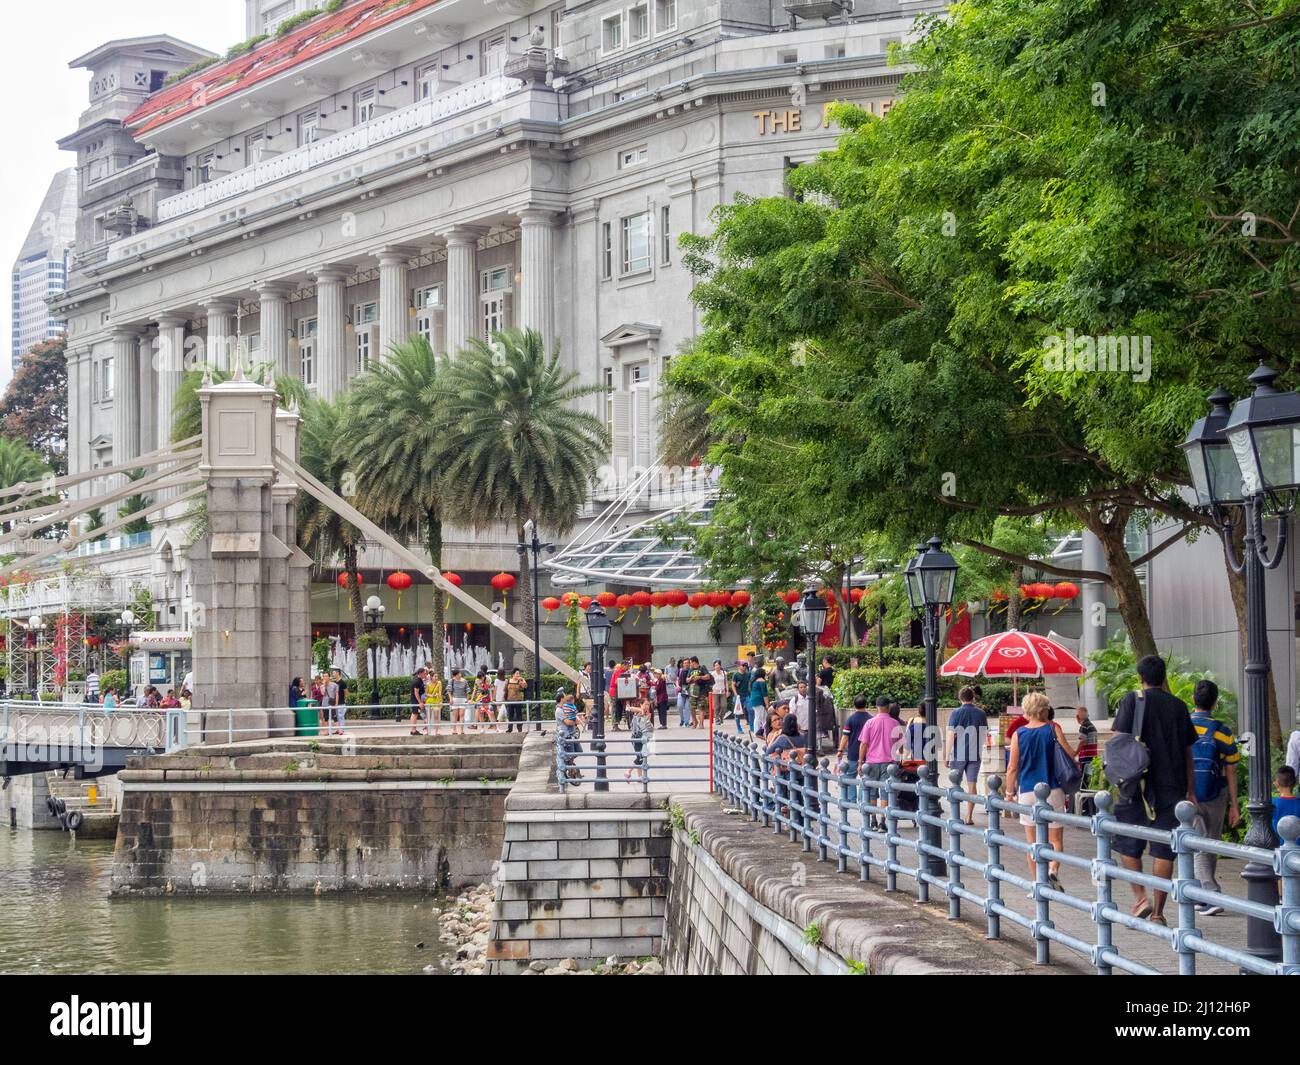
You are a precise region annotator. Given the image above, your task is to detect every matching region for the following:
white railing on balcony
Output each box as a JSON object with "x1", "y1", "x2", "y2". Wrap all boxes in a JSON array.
[{"x1": 155, "y1": 72, "x2": 524, "y2": 223}]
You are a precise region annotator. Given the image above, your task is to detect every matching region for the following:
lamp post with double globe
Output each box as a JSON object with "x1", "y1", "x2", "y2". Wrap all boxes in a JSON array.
[
  {"x1": 1180, "y1": 368, "x2": 1300, "y2": 967},
  {"x1": 364, "y1": 594, "x2": 386, "y2": 716},
  {"x1": 585, "y1": 601, "x2": 612, "y2": 792}
]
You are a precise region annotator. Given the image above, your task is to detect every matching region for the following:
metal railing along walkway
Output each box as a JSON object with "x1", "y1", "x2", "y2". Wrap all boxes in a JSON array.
[{"x1": 713, "y1": 732, "x2": 1300, "y2": 975}]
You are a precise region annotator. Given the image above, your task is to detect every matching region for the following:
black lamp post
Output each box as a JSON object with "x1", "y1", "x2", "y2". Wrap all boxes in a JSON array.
[
  {"x1": 906, "y1": 537, "x2": 959, "y2": 878},
  {"x1": 799, "y1": 588, "x2": 828, "y2": 756},
  {"x1": 1181, "y1": 368, "x2": 1298, "y2": 967},
  {"x1": 364, "y1": 594, "x2": 386, "y2": 718},
  {"x1": 518, "y1": 518, "x2": 555, "y2": 725},
  {"x1": 585, "y1": 601, "x2": 612, "y2": 791}
]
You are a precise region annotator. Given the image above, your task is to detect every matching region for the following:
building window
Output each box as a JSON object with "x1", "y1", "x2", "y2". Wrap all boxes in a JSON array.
[
  {"x1": 601, "y1": 222, "x2": 613, "y2": 280},
  {"x1": 779, "y1": 50, "x2": 798, "y2": 64},
  {"x1": 601, "y1": 14, "x2": 623, "y2": 53},
  {"x1": 95, "y1": 359, "x2": 113, "y2": 402},
  {"x1": 619, "y1": 145, "x2": 648, "y2": 169},
  {"x1": 621, "y1": 212, "x2": 651, "y2": 275},
  {"x1": 655, "y1": 0, "x2": 676, "y2": 32},
  {"x1": 480, "y1": 267, "x2": 512, "y2": 341},
  {"x1": 246, "y1": 131, "x2": 266, "y2": 166},
  {"x1": 603, "y1": 367, "x2": 615, "y2": 429},
  {"x1": 414, "y1": 284, "x2": 442, "y2": 346},
  {"x1": 354, "y1": 86, "x2": 377, "y2": 124},
  {"x1": 482, "y1": 34, "x2": 508, "y2": 75},
  {"x1": 299, "y1": 111, "x2": 320, "y2": 146},
  {"x1": 262, "y1": 0, "x2": 296, "y2": 34},
  {"x1": 417, "y1": 67, "x2": 439, "y2": 100},
  {"x1": 661, "y1": 205, "x2": 671, "y2": 264},
  {"x1": 196, "y1": 151, "x2": 215, "y2": 184},
  {"x1": 87, "y1": 158, "x2": 108, "y2": 183},
  {"x1": 628, "y1": 3, "x2": 649, "y2": 43},
  {"x1": 354, "y1": 301, "x2": 377, "y2": 371},
  {"x1": 297, "y1": 316, "x2": 317, "y2": 387}
]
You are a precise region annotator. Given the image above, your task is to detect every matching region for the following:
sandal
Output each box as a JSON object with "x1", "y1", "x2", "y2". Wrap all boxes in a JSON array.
[
  {"x1": 1131, "y1": 897, "x2": 1153, "y2": 920},
  {"x1": 1148, "y1": 913, "x2": 1167, "y2": 927}
]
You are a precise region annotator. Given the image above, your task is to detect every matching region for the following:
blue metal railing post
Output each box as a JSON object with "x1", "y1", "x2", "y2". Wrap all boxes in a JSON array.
[
  {"x1": 915, "y1": 764, "x2": 933, "y2": 904},
  {"x1": 1092, "y1": 791, "x2": 1116, "y2": 976},
  {"x1": 1032, "y1": 782, "x2": 1051, "y2": 965},
  {"x1": 1172, "y1": 801, "x2": 1198, "y2": 976},
  {"x1": 884, "y1": 764, "x2": 900, "y2": 894},
  {"x1": 1276, "y1": 815, "x2": 1300, "y2": 974},
  {"x1": 986, "y1": 775, "x2": 1003, "y2": 941},
  {"x1": 946, "y1": 768, "x2": 964, "y2": 922}
]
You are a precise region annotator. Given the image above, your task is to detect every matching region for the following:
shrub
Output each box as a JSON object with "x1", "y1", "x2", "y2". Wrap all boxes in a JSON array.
[
  {"x1": 831, "y1": 665, "x2": 960, "y2": 708},
  {"x1": 816, "y1": 645, "x2": 926, "y2": 670},
  {"x1": 100, "y1": 669, "x2": 128, "y2": 694}
]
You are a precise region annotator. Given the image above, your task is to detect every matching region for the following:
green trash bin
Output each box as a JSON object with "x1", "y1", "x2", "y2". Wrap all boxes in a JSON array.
[{"x1": 295, "y1": 699, "x2": 320, "y2": 737}]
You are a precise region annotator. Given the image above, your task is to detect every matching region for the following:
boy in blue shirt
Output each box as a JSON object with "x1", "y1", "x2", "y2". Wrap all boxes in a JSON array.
[{"x1": 1272, "y1": 765, "x2": 1300, "y2": 839}]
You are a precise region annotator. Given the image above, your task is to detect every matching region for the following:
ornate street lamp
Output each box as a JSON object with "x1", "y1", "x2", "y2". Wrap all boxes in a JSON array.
[
  {"x1": 517, "y1": 517, "x2": 555, "y2": 727},
  {"x1": 1182, "y1": 369, "x2": 1300, "y2": 967},
  {"x1": 364, "y1": 594, "x2": 386, "y2": 717},
  {"x1": 799, "y1": 588, "x2": 827, "y2": 756},
  {"x1": 585, "y1": 601, "x2": 612, "y2": 791},
  {"x1": 909, "y1": 537, "x2": 958, "y2": 878}
]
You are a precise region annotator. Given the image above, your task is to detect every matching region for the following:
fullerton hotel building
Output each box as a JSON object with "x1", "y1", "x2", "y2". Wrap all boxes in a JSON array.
[{"x1": 42, "y1": 0, "x2": 939, "y2": 675}]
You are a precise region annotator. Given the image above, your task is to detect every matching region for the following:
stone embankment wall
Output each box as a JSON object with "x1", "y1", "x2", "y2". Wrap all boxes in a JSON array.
[
  {"x1": 110, "y1": 735, "x2": 520, "y2": 894},
  {"x1": 662, "y1": 795, "x2": 1033, "y2": 975},
  {"x1": 485, "y1": 736, "x2": 671, "y2": 973}
]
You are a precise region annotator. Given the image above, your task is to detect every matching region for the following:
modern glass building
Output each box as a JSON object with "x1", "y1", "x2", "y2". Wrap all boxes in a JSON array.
[{"x1": 10, "y1": 169, "x2": 77, "y2": 370}]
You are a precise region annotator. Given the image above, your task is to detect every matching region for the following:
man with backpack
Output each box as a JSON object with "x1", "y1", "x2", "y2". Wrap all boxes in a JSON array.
[
  {"x1": 1188, "y1": 679, "x2": 1240, "y2": 915},
  {"x1": 1108, "y1": 655, "x2": 1197, "y2": 926}
]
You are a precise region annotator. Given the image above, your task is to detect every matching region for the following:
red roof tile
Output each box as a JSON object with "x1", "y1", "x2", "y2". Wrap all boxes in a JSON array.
[{"x1": 125, "y1": 0, "x2": 444, "y2": 138}]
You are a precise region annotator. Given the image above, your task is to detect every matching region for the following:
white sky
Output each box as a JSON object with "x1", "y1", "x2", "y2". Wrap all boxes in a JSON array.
[{"x1": 0, "y1": 1, "x2": 245, "y2": 391}]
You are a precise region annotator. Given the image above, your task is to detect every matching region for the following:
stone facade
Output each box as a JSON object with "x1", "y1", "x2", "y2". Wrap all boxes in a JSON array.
[
  {"x1": 486, "y1": 733, "x2": 670, "y2": 972},
  {"x1": 49, "y1": 0, "x2": 940, "y2": 658},
  {"x1": 110, "y1": 735, "x2": 520, "y2": 894}
]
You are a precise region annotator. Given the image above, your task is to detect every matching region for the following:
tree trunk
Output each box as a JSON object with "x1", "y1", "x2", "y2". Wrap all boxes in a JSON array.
[
  {"x1": 345, "y1": 542, "x2": 368, "y2": 682},
  {"x1": 1007, "y1": 565, "x2": 1024, "y2": 630},
  {"x1": 426, "y1": 510, "x2": 444, "y2": 687},
  {"x1": 518, "y1": 519, "x2": 535, "y2": 682},
  {"x1": 1221, "y1": 516, "x2": 1283, "y2": 743},
  {"x1": 1086, "y1": 506, "x2": 1157, "y2": 659}
]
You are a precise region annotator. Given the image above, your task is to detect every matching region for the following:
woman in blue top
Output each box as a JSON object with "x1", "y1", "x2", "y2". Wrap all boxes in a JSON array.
[
  {"x1": 746, "y1": 668, "x2": 770, "y2": 736},
  {"x1": 1005, "y1": 692, "x2": 1075, "y2": 894}
]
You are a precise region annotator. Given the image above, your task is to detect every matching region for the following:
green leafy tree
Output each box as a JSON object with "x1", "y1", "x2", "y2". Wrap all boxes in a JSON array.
[
  {"x1": 337, "y1": 336, "x2": 453, "y2": 683},
  {"x1": 170, "y1": 363, "x2": 307, "y2": 442},
  {"x1": 0, "y1": 337, "x2": 67, "y2": 475},
  {"x1": 297, "y1": 395, "x2": 370, "y2": 680},
  {"x1": 0, "y1": 436, "x2": 52, "y2": 535},
  {"x1": 440, "y1": 328, "x2": 609, "y2": 679}
]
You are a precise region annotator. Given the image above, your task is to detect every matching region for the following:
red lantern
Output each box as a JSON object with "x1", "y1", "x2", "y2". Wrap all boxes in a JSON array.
[
  {"x1": 707, "y1": 590, "x2": 730, "y2": 609},
  {"x1": 561, "y1": 591, "x2": 580, "y2": 606},
  {"x1": 649, "y1": 591, "x2": 669, "y2": 609},
  {"x1": 579, "y1": 595, "x2": 593, "y2": 610},
  {"x1": 386, "y1": 570, "x2": 412, "y2": 608},
  {"x1": 780, "y1": 589, "x2": 800, "y2": 605},
  {"x1": 490, "y1": 572, "x2": 516, "y2": 607},
  {"x1": 687, "y1": 592, "x2": 709, "y2": 611},
  {"x1": 729, "y1": 590, "x2": 752, "y2": 608},
  {"x1": 541, "y1": 596, "x2": 562, "y2": 612},
  {"x1": 1053, "y1": 581, "x2": 1080, "y2": 600},
  {"x1": 442, "y1": 571, "x2": 463, "y2": 588},
  {"x1": 615, "y1": 594, "x2": 634, "y2": 609},
  {"x1": 630, "y1": 590, "x2": 653, "y2": 608},
  {"x1": 597, "y1": 591, "x2": 618, "y2": 607},
  {"x1": 337, "y1": 571, "x2": 363, "y2": 589},
  {"x1": 666, "y1": 589, "x2": 689, "y2": 607}
]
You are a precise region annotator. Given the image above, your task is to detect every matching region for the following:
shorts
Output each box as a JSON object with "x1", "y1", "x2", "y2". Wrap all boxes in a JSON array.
[
  {"x1": 949, "y1": 759, "x2": 980, "y2": 784},
  {"x1": 1017, "y1": 787, "x2": 1065, "y2": 827},
  {"x1": 1112, "y1": 798, "x2": 1179, "y2": 861}
]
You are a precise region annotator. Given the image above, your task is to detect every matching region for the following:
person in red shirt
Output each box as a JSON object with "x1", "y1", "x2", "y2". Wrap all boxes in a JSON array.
[
  {"x1": 606, "y1": 659, "x2": 625, "y2": 730},
  {"x1": 1004, "y1": 707, "x2": 1029, "y2": 768}
]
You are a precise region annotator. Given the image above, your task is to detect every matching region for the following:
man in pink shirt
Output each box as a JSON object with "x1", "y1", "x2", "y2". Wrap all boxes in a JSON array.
[{"x1": 858, "y1": 703, "x2": 904, "y2": 820}]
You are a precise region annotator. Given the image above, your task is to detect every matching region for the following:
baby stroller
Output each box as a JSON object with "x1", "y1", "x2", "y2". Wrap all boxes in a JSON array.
[{"x1": 894, "y1": 759, "x2": 922, "y2": 813}]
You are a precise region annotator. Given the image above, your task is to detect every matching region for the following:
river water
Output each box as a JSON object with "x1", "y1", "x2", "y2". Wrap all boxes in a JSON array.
[{"x1": 0, "y1": 829, "x2": 457, "y2": 974}]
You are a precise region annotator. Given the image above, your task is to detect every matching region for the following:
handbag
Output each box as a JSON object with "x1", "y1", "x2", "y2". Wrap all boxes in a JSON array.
[{"x1": 1052, "y1": 726, "x2": 1082, "y2": 793}]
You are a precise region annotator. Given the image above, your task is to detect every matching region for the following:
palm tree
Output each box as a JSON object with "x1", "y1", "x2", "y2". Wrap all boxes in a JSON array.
[
  {"x1": 440, "y1": 328, "x2": 609, "y2": 679},
  {"x1": 0, "y1": 436, "x2": 50, "y2": 534},
  {"x1": 118, "y1": 469, "x2": 151, "y2": 535},
  {"x1": 337, "y1": 336, "x2": 453, "y2": 683},
  {"x1": 297, "y1": 395, "x2": 371, "y2": 680}
]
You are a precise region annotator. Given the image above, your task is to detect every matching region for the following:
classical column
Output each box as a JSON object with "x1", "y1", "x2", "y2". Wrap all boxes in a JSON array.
[
  {"x1": 312, "y1": 267, "x2": 348, "y2": 400},
  {"x1": 203, "y1": 300, "x2": 236, "y2": 371},
  {"x1": 517, "y1": 208, "x2": 556, "y2": 354},
  {"x1": 443, "y1": 226, "x2": 485, "y2": 356},
  {"x1": 64, "y1": 347, "x2": 84, "y2": 498},
  {"x1": 111, "y1": 328, "x2": 140, "y2": 467},
  {"x1": 154, "y1": 315, "x2": 186, "y2": 452},
  {"x1": 257, "y1": 282, "x2": 292, "y2": 379},
  {"x1": 376, "y1": 247, "x2": 416, "y2": 357}
]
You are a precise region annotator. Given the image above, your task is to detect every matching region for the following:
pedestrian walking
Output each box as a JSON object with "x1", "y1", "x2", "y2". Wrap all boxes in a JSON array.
[
  {"x1": 710, "y1": 659, "x2": 728, "y2": 725},
  {"x1": 730, "y1": 660, "x2": 753, "y2": 734},
  {"x1": 1109, "y1": 655, "x2": 1197, "y2": 926},
  {"x1": 836, "y1": 695, "x2": 872, "y2": 804},
  {"x1": 409, "y1": 667, "x2": 428, "y2": 735},
  {"x1": 652, "y1": 666, "x2": 669, "y2": 729},
  {"x1": 505, "y1": 667, "x2": 527, "y2": 732},
  {"x1": 766, "y1": 712, "x2": 807, "y2": 818},
  {"x1": 1004, "y1": 691, "x2": 1074, "y2": 893},
  {"x1": 1272, "y1": 765, "x2": 1300, "y2": 836},
  {"x1": 946, "y1": 686, "x2": 988, "y2": 824},
  {"x1": 626, "y1": 698, "x2": 655, "y2": 784},
  {"x1": 449, "y1": 669, "x2": 469, "y2": 734},
  {"x1": 1188, "y1": 679, "x2": 1240, "y2": 915},
  {"x1": 329, "y1": 668, "x2": 348, "y2": 736},
  {"x1": 748, "y1": 667, "x2": 770, "y2": 734},
  {"x1": 857, "y1": 699, "x2": 903, "y2": 826},
  {"x1": 687, "y1": 657, "x2": 712, "y2": 728},
  {"x1": 1074, "y1": 704, "x2": 1099, "y2": 782}
]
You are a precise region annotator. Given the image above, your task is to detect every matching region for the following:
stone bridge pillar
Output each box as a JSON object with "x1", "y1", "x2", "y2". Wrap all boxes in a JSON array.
[{"x1": 187, "y1": 367, "x2": 312, "y2": 739}]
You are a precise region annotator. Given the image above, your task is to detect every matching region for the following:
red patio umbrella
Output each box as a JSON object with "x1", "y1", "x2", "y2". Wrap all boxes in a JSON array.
[{"x1": 940, "y1": 628, "x2": 1086, "y2": 704}]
